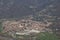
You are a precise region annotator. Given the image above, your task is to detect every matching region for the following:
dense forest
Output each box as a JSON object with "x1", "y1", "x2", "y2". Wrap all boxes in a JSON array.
[{"x1": 0, "y1": 0, "x2": 60, "y2": 19}]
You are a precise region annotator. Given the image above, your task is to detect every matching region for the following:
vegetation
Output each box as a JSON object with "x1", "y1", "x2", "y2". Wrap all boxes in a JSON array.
[
  {"x1": 36, "y1": 32, "x2": 59, "y2": 40},
  {"x1": 0, "y1": 21, "x2": 2, "y2": 32},
  {"x1": 14, "y1": 32, "x2": 59, "y2": 40}
]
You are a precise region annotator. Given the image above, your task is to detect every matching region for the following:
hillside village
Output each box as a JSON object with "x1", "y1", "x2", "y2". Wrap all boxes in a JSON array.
[
  {"x1": 2, "y1": 18, "x2": 52, "y2": 35},
  {"x1": 1, "y1": 5, "x2": 59, "y2": 36},
  {"x1": 0, "y1": 0, "x2": 60, "y2": 40}
]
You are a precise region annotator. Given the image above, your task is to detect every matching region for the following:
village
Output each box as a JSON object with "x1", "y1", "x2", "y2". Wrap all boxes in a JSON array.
[{"x1": 2, "y1": 18, "x2": 52, "y2": 36}]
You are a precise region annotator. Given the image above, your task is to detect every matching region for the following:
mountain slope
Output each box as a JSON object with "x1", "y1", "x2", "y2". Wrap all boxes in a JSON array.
[{"x1": 0, "y1": 0, "x2": 60, "y2": 19}]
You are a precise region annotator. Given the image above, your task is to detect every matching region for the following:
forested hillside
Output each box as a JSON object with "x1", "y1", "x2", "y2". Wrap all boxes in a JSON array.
[{"x1": 0, "y1": 0, "x2": 60, "y2": 19}]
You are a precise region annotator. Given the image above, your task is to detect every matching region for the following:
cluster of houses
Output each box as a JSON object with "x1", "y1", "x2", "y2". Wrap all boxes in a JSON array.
[{"x1": 2, "y1": 19, "x2": 52, "y2": 35}]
